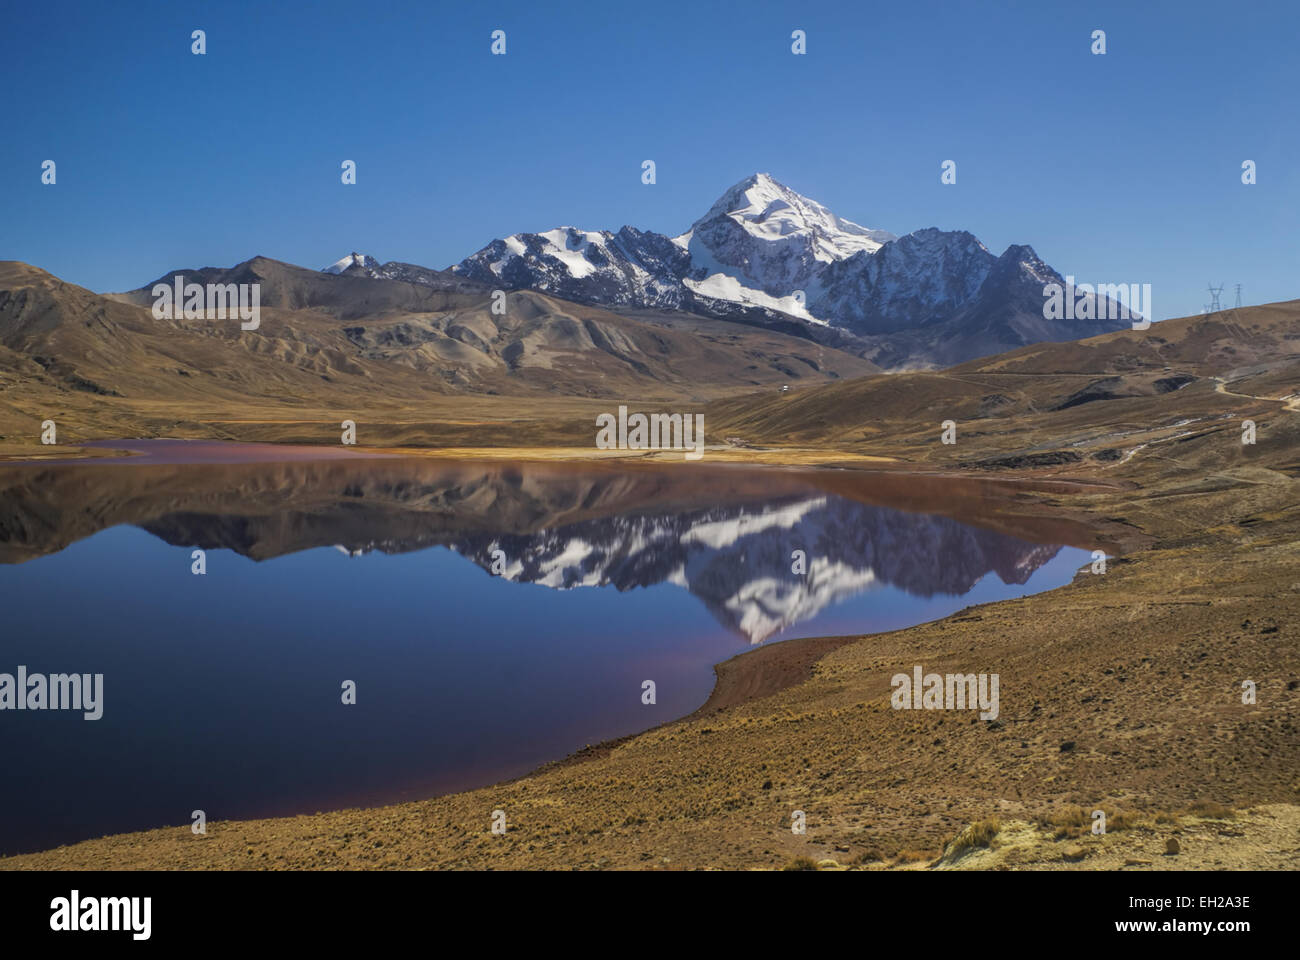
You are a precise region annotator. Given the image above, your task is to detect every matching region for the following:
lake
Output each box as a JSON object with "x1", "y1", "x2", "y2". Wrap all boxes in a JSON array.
[{"x1": 0, "y1": 442, "x2": 1096, "y2": 855}]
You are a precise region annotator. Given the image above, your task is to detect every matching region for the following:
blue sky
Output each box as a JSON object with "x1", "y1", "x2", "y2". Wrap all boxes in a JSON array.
[{"x1": 2, "y1": 0, "x2": 1295, "y2": 320}]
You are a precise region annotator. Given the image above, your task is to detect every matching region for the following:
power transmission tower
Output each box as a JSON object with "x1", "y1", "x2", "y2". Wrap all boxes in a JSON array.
[
  {"x1": 1220, "y1": 282, "x2": 1250, "y2": 343},
  {"x1": 1207, "y1": 283, "x2": 1224, "y2": 313}
]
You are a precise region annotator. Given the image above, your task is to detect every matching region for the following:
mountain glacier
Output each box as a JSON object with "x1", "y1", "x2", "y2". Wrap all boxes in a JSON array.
[{"x1": 327, "y1": 172, "x2": 1134, "y2": 367}]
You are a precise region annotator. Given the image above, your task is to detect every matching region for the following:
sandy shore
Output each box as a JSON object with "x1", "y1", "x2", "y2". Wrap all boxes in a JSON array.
[{"x1": 0, "y1": 440, "x2": 897, "y2": 467}]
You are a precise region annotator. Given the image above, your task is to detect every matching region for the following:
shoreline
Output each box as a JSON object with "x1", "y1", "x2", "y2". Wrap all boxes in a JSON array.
[
  {"x1": 0, "y1": 437, "x2": 898, "y2": 466},
  {"x1": 2, "y1": 417, "x2": 1297, "y2": 869}
]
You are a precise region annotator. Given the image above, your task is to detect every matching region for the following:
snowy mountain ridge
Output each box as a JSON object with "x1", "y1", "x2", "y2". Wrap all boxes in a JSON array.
[{"x1": 325, "y1": 172, "x2": 1133, "y2": 367}]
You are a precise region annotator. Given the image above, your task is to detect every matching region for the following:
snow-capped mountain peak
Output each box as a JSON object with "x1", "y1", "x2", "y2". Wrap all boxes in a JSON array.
[
  {"x1": 323, "y1": 252, "x2": 380, "y2": 275},
  {"x1": 453, "y1": 174, "x2": 898, "y2": 325},
  {"x1": 679, "y1": 172, "x2": 895, "y2": 264},
  {"x1": 432, "y1": 171, "x2": 1137, "y2": 366},
  {"x1": 675, "y1": 174, "x2": 896, "y2": 314}
]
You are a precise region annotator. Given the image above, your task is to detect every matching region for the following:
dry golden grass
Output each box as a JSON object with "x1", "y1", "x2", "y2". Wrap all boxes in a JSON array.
[{"x1": 3, "y1": 273, "x2": 1298, "y2": 870}]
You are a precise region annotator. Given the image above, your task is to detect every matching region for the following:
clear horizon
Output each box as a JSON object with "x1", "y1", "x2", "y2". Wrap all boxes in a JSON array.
[{"x1": 3, "y1": 0, "x2": 1296, "y2": 320}]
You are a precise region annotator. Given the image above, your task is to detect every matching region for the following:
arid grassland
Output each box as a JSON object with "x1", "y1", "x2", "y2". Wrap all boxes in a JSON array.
[{"x1": 3, "y1": 302, "x2": 1297, "y2": 871}]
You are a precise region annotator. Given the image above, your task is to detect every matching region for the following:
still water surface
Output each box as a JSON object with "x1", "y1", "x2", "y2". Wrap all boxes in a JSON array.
[{"x1": 0, "y1": 442, "x2": 1094, "y2": 855}]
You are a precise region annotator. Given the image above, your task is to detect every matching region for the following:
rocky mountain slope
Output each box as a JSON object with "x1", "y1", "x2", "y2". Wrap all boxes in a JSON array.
[
  {"x1": 0, "y1": 256, "x2": 880, "y2": 445},
  {"x1": 435, "y1": 173, "x2": 1135, "y2": 367}
]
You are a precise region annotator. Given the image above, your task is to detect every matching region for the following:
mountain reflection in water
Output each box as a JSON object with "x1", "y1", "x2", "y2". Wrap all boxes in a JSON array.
[
  {"x1": 0, "y1": 446, "x2": 1088, "y2": 643},
  {"x1": 0, "y1": 445, "x2": 1095, "y2": 855}
]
